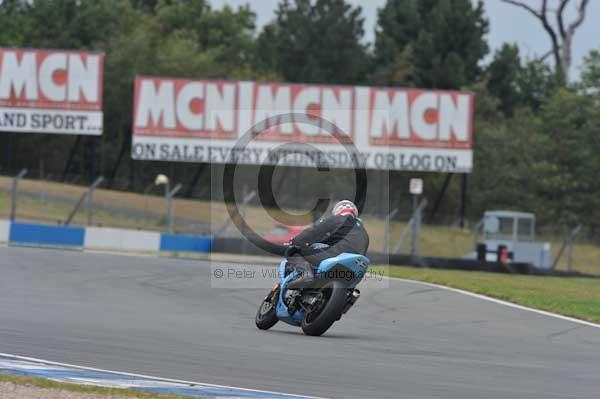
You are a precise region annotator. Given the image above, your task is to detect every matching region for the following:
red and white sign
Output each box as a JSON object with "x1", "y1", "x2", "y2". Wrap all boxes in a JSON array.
[
  {"x1": 0, "y1": 48, "x2": 103, "y2": 135},
  {"x1": 132, "y1": 77, "x2": 474, "y2": 172}
]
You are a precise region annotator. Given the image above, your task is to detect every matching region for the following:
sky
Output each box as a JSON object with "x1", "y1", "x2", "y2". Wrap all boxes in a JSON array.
[{"x1": 211, "y1": 0, "x2": 600, "y2": 79}]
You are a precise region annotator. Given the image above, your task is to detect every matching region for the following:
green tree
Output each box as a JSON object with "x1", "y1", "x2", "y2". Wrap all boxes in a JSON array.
[
  {"x1": 252, "y1": 23, "x2": 280, "y2": 76},
  {"x1": 372, "y1": 0, "x2": 420, "y2": 75},
  {"x1": 0, "y1": 0, "x2": 269, "y2": 188},
  {"x1": 580, "y1": 49, "x2": 600, "y2": 90},
  {"x1": 155, "y1": 0, "x2": 256, "y2": 73},
  {"x1": 486, "y1": 44, "x2": 559, "y2": 116},
  {"x1": 22, "y1": 0, "x2": 134, "y2": 49},
  {"x1": 470, "y1": 82, "x2": 600, "y2": 233},
  {"x1": 468, "y1": 83, "x2": 555, "y2": 225},
  {"x1": 516, "y1": 60, "x2": 557, "y2": 112},
  {"x1": 485, "y1": 43, "x2": 558, "y2": 115},
  {"x1": 373, "y1": 0, "x2": 489, "y2": 89},
  {"x1": 0, "y1": 0, "x2": 30, "y2": 46},
  {"x1": 255, "y1": 0, "x2": 368, "y2": 84},
  {"x1": 100, "y1": 1, "x2": 264, "y2": 188},
  {"x1": 0, "y1": 0, "x2": 142, "y2": 183},
  {"x1": 539, "y1": 88, "x2": 600, "y2": 229},
  {"x1": 130, "y1": 0, "x2": 158, "y2": 13},
  {"x1": 486, "y1": 44, "x2": 521, "y2": 116}
]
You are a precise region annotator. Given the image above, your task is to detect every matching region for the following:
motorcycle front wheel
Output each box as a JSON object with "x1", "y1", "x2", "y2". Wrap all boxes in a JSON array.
[
  {"x1": 255, "y1": 287, "x2": 279, "y2": 330},
  {"x1": 301, "y1": 281, "x2": 347, "y2": 336}
]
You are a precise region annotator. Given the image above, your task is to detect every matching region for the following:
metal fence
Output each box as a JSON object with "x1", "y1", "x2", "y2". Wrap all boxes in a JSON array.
[
  {"x1": 0, "y1": 171, "x2": 595, "y2": 275},
  {"x1": 0, "y1": 172, "x2": 211, "y2": 235}
]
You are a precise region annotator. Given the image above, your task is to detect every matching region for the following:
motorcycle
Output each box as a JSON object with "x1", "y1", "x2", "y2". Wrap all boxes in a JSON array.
[{"x1": 255, "y1": 247, "x2": 370, "y2": 336}]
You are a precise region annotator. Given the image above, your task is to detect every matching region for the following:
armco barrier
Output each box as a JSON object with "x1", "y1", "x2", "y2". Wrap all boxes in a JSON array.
[
  {"x1": 160, "y1": 233, "x2": 212, "y2": 253},
  {"x1": 212, "y1": 237, "x2": 600, "y2": 277},
  {"x1": 212, "y1": 237, "x2": 286, "y2": 257},
  {"x1": 0, "y1": 220, "x2": 9, "y2": 243},
  {"x1": 85, "y1": 227, "x2": 161, "y2": 252},
  {"x1": 0, "y1": 220, "x2": 594, "y2": 276},
  {"x1": 9, "y1": 222, "x2": 85, "y2": 247},
  {"x1": 0, "y1": 220, "x2": 212, "y2": 254}
]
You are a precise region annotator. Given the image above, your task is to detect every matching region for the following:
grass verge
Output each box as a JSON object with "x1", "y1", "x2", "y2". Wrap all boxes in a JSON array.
[
  {"x1": 0, "y1": 373, "x2": 200, "y2": 399},
  {"x1": 373, "y1": 265, "x2": 600, "y2": 323}
]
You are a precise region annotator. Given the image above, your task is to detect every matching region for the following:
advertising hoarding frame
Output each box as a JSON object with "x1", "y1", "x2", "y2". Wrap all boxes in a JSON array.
[
  {"x1": 131, "y1": 76, "x2": 474, "y2": 174},
  {"x1": 0, "y1": 47, "x2": 104, "y2": 136}
]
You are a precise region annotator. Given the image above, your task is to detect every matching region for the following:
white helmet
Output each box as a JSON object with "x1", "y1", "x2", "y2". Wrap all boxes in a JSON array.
[{"x1": 332, "y1": 200, "x2": 358, "y2": 218}]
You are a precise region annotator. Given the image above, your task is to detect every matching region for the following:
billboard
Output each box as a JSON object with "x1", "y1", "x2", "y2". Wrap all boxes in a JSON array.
[
  {"x1": 131, "y1": 77, "x2": 474, "y2": 172},
  {"x1": 0, "y1": 48, "x2": 103, "y2": 135}
]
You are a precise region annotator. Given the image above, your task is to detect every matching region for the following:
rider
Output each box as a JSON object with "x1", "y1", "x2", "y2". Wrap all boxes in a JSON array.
[{"x1": 285, "y1": 200, "x2": 369, "y2": 285}]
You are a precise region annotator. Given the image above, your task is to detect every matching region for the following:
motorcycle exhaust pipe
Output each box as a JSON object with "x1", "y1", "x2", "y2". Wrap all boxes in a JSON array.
[{"x1": 342, "y1": 289, "x2": 361, "y2": 314}]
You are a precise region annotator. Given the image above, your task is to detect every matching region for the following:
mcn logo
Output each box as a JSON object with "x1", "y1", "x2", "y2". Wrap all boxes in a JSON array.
[
  {"x1": 133, "y1": 77, "x2": 473, "y2": 149},
  {"x1": 0, "y1": 48, "x2": 103, "y2": 110},
  {"x1": 367, "y1": 89, "x2": 472, "y2": 148}
]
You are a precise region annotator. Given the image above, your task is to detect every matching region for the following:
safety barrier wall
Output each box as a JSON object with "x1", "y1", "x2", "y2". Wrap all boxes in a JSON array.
[
  {"x1": 85, "y1": 227, "x2": 161, "y2": 252},
  {"x1": 10, "y1": 222, "x2": 85, "y2": 247},
  {"x1": 2, "y1": 220, "x2": 586, "y2": 277},
  {"x1": 0, "y1": 220, "x2": 10, "y2": 243},
  {"x1": 0, "y1": 220, "x2": 212, "y2": 253},
  {"x1": 160, "y1": 234, "x2": 212, "y2": 253}
]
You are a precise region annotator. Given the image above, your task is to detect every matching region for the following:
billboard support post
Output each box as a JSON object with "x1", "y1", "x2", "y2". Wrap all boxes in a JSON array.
[
  {"x1": 10, "y1": 169, "x2": 28, "y2": 222},
  {"x1": 460, "y1": 174, "x2": 468, "y2": 229},
  {"x1": 429, "y1": 173, "x2": 452, "y2": 223},
  {"x1": 86, "y1": 137, "x2": 98, "y2": 184},
  {"x1": 62, "y1": 136, "x2": 81, "y2": 182},
  {"x1": 87, "y1": 177, "x2": 105, "y2": 226}
]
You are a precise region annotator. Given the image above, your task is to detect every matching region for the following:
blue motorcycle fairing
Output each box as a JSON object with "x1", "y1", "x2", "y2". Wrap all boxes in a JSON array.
[
  {"x1": 276, "y1": 269, "x2": 305, "y2": 325},
  {"x1": 277, "y1": 258, "x2": 288, "y2": 279},
  {"x1": 274, "y1": 253, "x2": 370, "y2": 327},
  {"x1": 316, "y1": 253, "x2": 370, "y2": 277}
]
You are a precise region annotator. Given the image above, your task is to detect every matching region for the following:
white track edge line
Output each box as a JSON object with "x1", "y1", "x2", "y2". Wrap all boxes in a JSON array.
[
  {"x1": 0, "y1": 353, "x2": 328, "y2": 399},
  {"x1": 383, "y1": 275, "x2": 600, "y2": 329}
]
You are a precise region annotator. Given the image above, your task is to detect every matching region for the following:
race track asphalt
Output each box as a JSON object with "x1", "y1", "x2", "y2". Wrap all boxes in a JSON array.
[{"x1": 1, "y1": 245, "x2": 599, "y2": 399}]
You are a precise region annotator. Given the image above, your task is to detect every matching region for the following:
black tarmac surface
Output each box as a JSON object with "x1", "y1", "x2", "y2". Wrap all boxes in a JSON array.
[{"x1": 1, "y1": 246, "x2": 599, "y2": 398}]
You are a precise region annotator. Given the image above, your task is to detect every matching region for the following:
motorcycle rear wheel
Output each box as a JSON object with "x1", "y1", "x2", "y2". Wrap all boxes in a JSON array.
[{"x1": 301, "y1": 281, "x2": 346, "y2": 336}]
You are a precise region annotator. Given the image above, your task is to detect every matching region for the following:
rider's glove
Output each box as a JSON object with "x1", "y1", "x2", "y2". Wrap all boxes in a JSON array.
[{"x1": 284, "y1": 245, "x2": 302, "y2": 258}]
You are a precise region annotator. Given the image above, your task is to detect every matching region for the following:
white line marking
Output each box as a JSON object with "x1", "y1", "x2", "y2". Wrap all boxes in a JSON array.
[
  {"x1": 383, "y1": 275, "x2": 600, "y2": 329},
  {"x1": 0, "y1": 353, "x2": 327, "y2": 399},
  {"x1": 83, "y1": 249, "x2": 157, "y2": 258}
]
